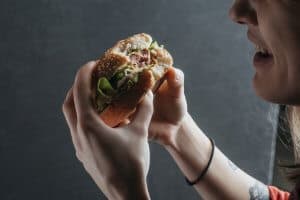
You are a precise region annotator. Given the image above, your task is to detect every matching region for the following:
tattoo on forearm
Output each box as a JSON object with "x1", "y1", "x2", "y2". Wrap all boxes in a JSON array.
[
  {"x1": 228, "y1": 159, "x2": 238, "y2": 171},
  {"x1": 249, "y1": 181, "x2": 269, "y2": 200}
]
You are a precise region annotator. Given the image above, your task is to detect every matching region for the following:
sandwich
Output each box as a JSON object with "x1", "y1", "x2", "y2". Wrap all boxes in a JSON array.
[{"x1": 93, "y1": 33, "x2": 173, "y2": 127}]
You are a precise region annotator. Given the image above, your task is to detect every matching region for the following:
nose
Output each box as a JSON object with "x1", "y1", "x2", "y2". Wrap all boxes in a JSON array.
[{"x1": 229, "y1": 0, "x2": 258, "y2": 25}]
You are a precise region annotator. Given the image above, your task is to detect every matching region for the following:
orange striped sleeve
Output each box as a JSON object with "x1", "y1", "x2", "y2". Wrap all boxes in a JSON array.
[{"x1": 268, "y1": 186, "x2": 290, "y2": 200}]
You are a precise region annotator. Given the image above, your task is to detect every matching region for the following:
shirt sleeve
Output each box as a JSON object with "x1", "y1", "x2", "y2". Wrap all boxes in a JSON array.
[{"x1": 268, "y1": 185, "x2": 290, "y2": 200}]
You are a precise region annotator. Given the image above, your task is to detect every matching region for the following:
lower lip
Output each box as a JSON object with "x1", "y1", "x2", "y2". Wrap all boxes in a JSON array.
[{"x1": 253, "y1": 52, "x2": 274, "y2": 69}]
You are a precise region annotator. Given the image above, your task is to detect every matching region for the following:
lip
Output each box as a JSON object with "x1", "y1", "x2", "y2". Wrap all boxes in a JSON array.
[
  {"x1": 247, "y1": 31, "x2": 268, "y2": 50},
  {"x1": 247, "y1": 30, "x2": 274, "y2": 69},
  {"x1": 253, "y1": 52, "x2": 274, "y2": 69}
]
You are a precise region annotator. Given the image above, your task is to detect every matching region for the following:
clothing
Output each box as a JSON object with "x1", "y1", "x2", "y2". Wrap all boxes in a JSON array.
[
  {"x1": 268, "y1": 186, "x2": 290, "y2": 200},
  {"x1": 269, "y1": 181, "x2": 300, "y2": 200}
]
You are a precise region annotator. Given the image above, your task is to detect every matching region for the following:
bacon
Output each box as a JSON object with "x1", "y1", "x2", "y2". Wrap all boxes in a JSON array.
[
  {"x1": 129, "y1": 49, "x2": 151, "y2": 67},
  {"x1": 140, "y1": 49, "x2": 150, "y2": 63},
  {"x1": 129, "y1": 54, "x2": 139, "y2": 65}
]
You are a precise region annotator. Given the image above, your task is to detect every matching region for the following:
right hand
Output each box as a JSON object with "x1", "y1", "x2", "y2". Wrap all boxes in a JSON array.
[
  {"x1": 148, "y1": 67, "x2": 188, "y2": 146},
  {"x1": 62, "y1": 61, "x2": 152, "y2": 200}
]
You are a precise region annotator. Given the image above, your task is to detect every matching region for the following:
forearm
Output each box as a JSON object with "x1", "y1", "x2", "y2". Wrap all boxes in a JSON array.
[{"x1": 165, "y1": 113, "x2": 269, "y2": 200}]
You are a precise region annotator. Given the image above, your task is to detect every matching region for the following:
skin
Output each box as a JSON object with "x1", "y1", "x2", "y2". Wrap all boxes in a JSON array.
[
  {"x1": 63, "y1": 61, "x2": 152, "y2": 200},
  {"x1": 229, "y1": 0, "x2": 300, "y2": 105},
  {"x1": 62, "y1": 0, "x2": 300, "y2": 199}
]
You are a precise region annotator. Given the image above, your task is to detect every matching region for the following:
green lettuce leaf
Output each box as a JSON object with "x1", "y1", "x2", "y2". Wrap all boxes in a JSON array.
[
  {"x1": 97, "y1": 77, "x2": 116, "y2": 96},
  {"x1": 149, "y1": 41, "x2": 159, "y2": 50},
  {"x1": 110, "y1": 70, "x2": 125, "y2": 89},
  {"x1": 96, "y1": 77, "x2": 116, "y2": 112}
]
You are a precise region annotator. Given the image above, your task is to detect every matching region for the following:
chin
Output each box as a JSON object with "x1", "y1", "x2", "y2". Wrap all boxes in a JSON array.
[
  {"x1": 252, "y1": 76, "x2": 284, "y2": 104},
  {"x1": 253, "y1": 81, "x2": 300, "y2": 105}
]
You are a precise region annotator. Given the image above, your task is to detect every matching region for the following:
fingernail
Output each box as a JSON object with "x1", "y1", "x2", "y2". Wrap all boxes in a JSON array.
[
  {"x1": 88, "y1": 60, "x2": 96, "y2": 66},
  {"x1": 146, "y1": 90, "x2": 153, "y2": 98},
  {"x1": 175, "y1": 69, "x2": 181, "y2": 81}
]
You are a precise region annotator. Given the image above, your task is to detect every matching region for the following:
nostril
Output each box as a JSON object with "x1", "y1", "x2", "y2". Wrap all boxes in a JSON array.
[
  {"x1": 228, "y1": 1, "x2": 257, "y2": 26},
  {"x1": 229, "y1": 5, "x2": 243, "y2": 24}
]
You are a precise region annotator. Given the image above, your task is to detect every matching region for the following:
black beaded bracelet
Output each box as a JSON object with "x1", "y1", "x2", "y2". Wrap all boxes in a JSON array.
[{"x1": 185, "y1": 137, "x2": 215, "y2": 186}]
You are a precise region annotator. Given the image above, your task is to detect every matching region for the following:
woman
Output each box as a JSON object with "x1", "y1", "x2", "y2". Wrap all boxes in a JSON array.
[{"x1": 62, "y1": 0, "x2": 300, "y2": 199}]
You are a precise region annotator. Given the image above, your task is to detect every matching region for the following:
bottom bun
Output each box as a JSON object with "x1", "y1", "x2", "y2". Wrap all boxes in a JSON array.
[{"x1": 99, "y1": 69, "x2": 155, "y2": 127}]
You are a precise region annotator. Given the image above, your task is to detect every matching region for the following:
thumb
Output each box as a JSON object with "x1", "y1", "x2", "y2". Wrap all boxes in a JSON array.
[
  {"x1": 130, "y1": 91, "x2": 154, "y2": 130},
  {"x1": 166, "y1": 67, "x2": 184, "y2": 99}
]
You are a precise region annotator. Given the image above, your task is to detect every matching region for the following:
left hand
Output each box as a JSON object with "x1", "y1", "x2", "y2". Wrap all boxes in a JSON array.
[
  {"x1": 148, "y1": 67, "x2": 188, "y2": 146},
  {"x1": 62, "y1": 61, "x2": 152, "y2": 200}
]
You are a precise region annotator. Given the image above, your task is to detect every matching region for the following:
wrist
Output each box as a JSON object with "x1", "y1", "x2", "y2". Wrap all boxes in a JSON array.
[
  {"x1": 159, "y1": 113, "x2": 189, "y2": 149},
  {"x1": 164, "y1": 113, "x2": 209, "y2": 151},
  {"x1": 164, "y1": 113, "x2": 212, "y2": 181},
  {"x1": 106, "y1": 177, "x2": 150, "y2": 200}
]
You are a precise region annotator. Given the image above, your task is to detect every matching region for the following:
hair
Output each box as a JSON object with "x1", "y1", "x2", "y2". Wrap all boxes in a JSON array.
[
  {"x1": 282, "y1": 105, "x2": 300, "y2": 183},
  {"x1": 287, "y1": 106, "x2": 300, "y2": 160}
]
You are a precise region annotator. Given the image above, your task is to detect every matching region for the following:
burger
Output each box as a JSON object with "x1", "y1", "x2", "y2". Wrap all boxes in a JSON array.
[{"x1": 93, "y1": 33, "x2": 173, "y2": 127}]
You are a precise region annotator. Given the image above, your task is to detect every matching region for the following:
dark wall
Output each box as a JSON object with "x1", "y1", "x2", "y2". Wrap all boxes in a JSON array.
[{"x1": 0, "y1": 0, "x2": 279, "y2": 199}]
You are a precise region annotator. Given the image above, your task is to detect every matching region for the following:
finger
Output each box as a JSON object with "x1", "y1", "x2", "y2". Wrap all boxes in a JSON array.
[
  {"x1": 73, "y1": 61, "x2": 97, "y2": 121},
  {"x1": 62, "y1": 87, "x2": 82, "y2": 150},
  {"x1": 165, "y1": 67, "x2": 184, "y2": 99},
  {"x1": 152, "y1": 73, "x2": 167, "y2": 94},
  {"x1": 130, "y1": 91, "x2": 154, "y2": 130},
  {"x1": 62, "y1": 87, "x2": 77, "y2": 131}
]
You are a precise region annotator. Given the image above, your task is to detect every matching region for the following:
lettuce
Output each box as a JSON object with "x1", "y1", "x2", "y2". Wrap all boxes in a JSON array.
[
  {"x1": 96, "y1": 77, "x2": 116, "y2": 112},
  {"x1": 149, "y1": 41, "x2": 159, "y2": 50},
  {"x1": 95, "y1": 69, "x2": 139, "y2": 112},
  {"x1": 110, "y1": 70, "x2": 125, "y2": 88},
  {"x1": 132, "y1": 73, "x2": 138, "y2": 83},
  {"x1": 97, "y1": 77, "x2": 116, "y2": 96}
]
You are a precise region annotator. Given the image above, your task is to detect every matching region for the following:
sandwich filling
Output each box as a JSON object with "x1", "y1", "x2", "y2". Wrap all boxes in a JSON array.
[{"x1": 95, "y1": 40, "x2": 168, "y2": 112}]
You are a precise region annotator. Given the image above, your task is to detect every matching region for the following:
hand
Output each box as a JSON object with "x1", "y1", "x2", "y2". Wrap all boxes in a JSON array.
[
  {"x1": 148, "y1": 67, "x2": 188, "y2": 146},
  {"x1": 62, "y1": 61, "x2": 152, "y2": 200}
]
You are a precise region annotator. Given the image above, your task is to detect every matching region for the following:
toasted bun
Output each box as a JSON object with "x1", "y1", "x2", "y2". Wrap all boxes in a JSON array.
[
  {"x1": 94, "y1": 33, "x2": 173, "y2": 127},
  {"x1": 99, "y1": 70, "x2": 154, "y2": 127}
]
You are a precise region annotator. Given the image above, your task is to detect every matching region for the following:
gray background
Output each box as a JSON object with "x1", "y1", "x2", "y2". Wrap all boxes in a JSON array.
[{"x1": 0, "y1": 0, "x2": 280, "y2": 199}]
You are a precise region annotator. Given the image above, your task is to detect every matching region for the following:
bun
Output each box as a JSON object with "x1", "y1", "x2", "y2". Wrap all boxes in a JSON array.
[
  {"x1": 99, "y1": 70, "x2": 154, "y2": 127},
  {"x1": 93, "y1": 33, "x2": 173, "y2": 127}
]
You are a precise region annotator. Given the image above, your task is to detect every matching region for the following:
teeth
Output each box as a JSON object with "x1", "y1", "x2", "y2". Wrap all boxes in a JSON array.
[{"x1": 255, "y1": 45, "x2": 268, "y2": 54}]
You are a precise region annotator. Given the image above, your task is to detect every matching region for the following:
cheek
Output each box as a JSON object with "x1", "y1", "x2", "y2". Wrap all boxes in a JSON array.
[
  {"x1": 269, "y1": 32, "x2": 300, "y2": 104},
  {"x1": 253, "y1": 2, "x2": 300, "y2": 105},
  {"x1": 253, "y1": 19, "x2": 295, "y2": 104},
  {"x1": 252, "y1": 34, "x2": 289, "y2": 103}
]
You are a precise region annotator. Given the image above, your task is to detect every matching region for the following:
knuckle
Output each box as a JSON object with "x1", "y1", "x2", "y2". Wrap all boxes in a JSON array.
[
  {"x1": 75, "y1": 151, "x2": 82, "y2": 162},
  {"x1": 133, "y1": 124, "x2": 148, "y2": 134},
  {"x1": 62, "y1": 101, "x2": 69, "y2": 114},
  {"x1": 62, "y1": 92, "x2": 73, "y2": 113},
  {"x1": 62, "y1": 102, "x2": 66, "y2": 113}
]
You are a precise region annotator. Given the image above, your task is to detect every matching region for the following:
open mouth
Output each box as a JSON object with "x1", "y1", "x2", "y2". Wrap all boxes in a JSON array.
[{"x1": 253, "y1": 45, "x2": 274, "y2": 68}]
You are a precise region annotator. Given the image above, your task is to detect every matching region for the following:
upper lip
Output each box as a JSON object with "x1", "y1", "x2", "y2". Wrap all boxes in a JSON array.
[{"x1": 247, "y1": 30, "x2": 272, "y2": 54}]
